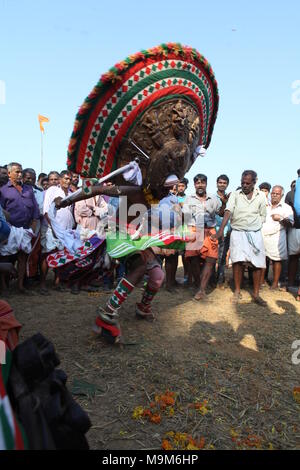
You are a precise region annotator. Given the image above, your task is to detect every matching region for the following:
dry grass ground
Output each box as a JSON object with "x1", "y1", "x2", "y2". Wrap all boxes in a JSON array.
[{"x1": 3, "y1": 269, "x2": 300, "y2": 450}]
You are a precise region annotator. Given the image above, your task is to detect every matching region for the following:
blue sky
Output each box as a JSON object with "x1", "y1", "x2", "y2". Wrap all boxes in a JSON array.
[{"x1": 0, "y1": 0, "x2": 299, "y2": 194}]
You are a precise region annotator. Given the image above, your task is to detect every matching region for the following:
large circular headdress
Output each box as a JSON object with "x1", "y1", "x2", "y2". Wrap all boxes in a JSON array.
[{"x1": 67, "y1": 43, "x2": 219, "y2": 181}]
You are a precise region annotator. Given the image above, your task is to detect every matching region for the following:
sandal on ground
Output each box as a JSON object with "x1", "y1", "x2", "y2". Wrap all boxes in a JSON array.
[
  {"x1": 251, "y1": 296, "x2": 267, "y2": 307},
  {"x1": 193, "y1": 291, "x2": 208, "y2": 302},
  {"x1": 135, "y1": 303, "x2": 155, "y2": 321}
]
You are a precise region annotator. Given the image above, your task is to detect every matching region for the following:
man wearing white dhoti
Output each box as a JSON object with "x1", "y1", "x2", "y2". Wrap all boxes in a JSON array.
[
  {"x1": 213, "y1": 170, "x2": 267, "y2": 305},
  {"x1": 40, "y1": 171, "x2": 75, "y2": 294},
  {"x1": 262, "y1": 186, "x2": 294, "y2": 289}
]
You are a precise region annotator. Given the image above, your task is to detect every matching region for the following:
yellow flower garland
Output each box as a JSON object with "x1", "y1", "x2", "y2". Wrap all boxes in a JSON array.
[{"x1": 143, "y1": 187, "x2": 160, "y2": 206}]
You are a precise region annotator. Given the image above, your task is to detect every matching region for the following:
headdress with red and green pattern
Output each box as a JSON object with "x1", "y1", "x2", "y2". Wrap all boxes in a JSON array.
[{"x1": 67, "y1": 43, "x2": 219, "y2": 179}]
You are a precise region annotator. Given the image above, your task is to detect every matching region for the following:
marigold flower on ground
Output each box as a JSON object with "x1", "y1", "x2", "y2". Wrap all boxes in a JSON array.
[
  {"x1": 132, "y1": 390, "x2": 177, "y2": 425},
  {"x1": 162, "y1": 439, "x2": 173, "y2": 450},
  {"x1": 197, "y1": 437, "x2": 205, "y2": 449},
  {"x1": 293, "y1": 387, "x2": 300, "y2": 404},
  {"x1": 230, "y1": 429, "x2": 239, "y2": 441},
  {"x1": 163, "y1": 432, "x2": 205, "y2": 450},
  {"x1": 186, "y1": 443, "x2": 200, "y2": 450},
  {"x1": 155, "y1": 390, "x2": 176, "y2": 407},
  {"x1": 142, "y1": 408, "x2": 152, "y2": 419},
  {"x1": 193, "y1": 400, "x2": 210, "y2": 415},
  {"x1": 243, "y1": 434, "x2": 263, "y2": 449},
  {"x1": 132, "y1": 406, "x2": 145, "y2": 420},
  {"x1": 150, "y1": 413, "x2": 161, "y2": 424}
]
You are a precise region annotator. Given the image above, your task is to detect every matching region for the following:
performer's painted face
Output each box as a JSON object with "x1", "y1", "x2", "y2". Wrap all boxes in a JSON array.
[
  {"x1": 146, "y1": 141, "x2": 190, "y2": 199},
  {"x1": 119, "y1": 99, "x2": 200, "y2": 199}
]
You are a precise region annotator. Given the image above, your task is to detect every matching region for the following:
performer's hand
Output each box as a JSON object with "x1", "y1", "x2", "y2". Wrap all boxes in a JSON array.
[
  {"x1": 54, "y1": 197, "x2": 68, "y2": 209},
  {"x1": 271, "y1": 214, "x2": 281, "y2": 222}
]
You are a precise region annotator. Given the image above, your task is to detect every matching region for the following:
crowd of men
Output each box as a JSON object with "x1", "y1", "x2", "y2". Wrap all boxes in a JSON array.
[
  {"x1": 0, "y1": 162, "x2": 299, "y2": 305},
  {"x1": 0, "y1": 163, "x2": 109, "y2": 295},
  {"x1": 165, "y1": 170, "x2": 299, "y2": 305}
]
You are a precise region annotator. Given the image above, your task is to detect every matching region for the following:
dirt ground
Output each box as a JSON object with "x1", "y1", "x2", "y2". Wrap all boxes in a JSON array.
[{"x1": 3, "y1": 268, "x2": 300, "y2": 450}]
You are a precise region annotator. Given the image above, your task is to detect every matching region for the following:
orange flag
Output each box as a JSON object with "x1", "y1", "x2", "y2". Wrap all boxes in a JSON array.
[{"x1": 38, "y1": 114, "x2": 50, "y2": 132}]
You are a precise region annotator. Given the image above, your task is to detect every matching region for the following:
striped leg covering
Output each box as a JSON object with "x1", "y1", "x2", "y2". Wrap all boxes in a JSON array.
[
  {"x1": 94, "y1": 278, "x2": 135, "y2": 343},
  {"x1": 107, "y1": 278, "x2": 135, "y2": 312},
  {"x1": 140, "y1": 285, "x2": 159, "y2": 306}
]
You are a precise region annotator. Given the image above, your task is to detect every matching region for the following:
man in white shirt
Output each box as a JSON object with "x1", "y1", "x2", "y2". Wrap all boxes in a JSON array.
[
  {"x1": 262, "y1": 186, "x2": 294, "y2": 289},
  {"x1": 43, "y1": 171, "x2": 74, "y2": 231},
  {"x1": 40, "y1": 171, "x2": 74, "y2": 293},
  {"x1": 214, "y1": 170, "x2": 267, "y2": 305}
]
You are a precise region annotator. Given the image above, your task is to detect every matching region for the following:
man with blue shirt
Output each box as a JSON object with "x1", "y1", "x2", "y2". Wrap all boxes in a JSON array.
[
  {"x1": 157, "y1": 188, "x2": 181, "y2": 291},
  {"x1": 0, "y1": 163, "x2": 39, "y2": 231},
  {"x1": 215, "y1": 174, "x2": 231, "y2": 286},
  {"x1": 286, "y1": 169, "x2": 300, "y2": 290},
  {"x1": 177, "y1": 178, "x2": 188, "y2": 205}
]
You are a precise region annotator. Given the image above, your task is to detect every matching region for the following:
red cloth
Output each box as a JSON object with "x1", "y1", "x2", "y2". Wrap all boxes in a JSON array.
[
  {"x1": 95, "y1": 317, "x2": 121, "y2": 338},
  {"x1": 0, "y1": 300, "x2": 21, "y2": 350}
]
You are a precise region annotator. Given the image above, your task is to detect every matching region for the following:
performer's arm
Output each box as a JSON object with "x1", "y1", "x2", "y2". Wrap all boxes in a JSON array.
[{"x1": 55, "y1": 184, "x2": 141, "y2": 208}]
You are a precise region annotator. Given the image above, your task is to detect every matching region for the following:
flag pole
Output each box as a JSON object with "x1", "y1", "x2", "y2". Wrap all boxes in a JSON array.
[{"x1": 40, "y1": 130, "x2": 43, "y2": 174}]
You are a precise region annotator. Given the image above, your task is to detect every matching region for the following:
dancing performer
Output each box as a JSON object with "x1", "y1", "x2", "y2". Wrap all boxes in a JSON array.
[{"x1": 56, "y1": 43, "x2": 219, "y2": 343}]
